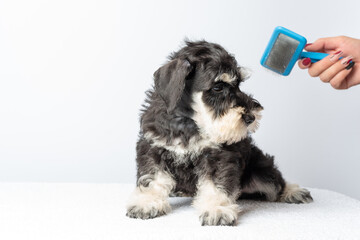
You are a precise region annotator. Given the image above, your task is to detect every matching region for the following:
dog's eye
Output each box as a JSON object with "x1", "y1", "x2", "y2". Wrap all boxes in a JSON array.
[{"x1": 212, "y1": 83, "x2": 224, "y2": 92}]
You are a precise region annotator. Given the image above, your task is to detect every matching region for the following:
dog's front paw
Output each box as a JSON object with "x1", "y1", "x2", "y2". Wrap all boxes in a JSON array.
[
  {"x1": 199, "y1": 205, "x2": 240, "y2": 226},
  {"x1": 126, "y1": 198, "x2": 171, "y2": 219},
  {"x1": 280, "y1": 183, "x2": 313, "y2": 204},
  {"x1": 126, "y1": 188, "x2": 171, "y2": 220}
]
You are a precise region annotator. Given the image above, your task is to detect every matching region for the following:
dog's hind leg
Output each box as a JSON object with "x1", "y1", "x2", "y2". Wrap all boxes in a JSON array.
[
  {"x1": 240, "y1": 146, "x2": 312, "y2": 203},
  {"x1": 240, "y1": 146, "x2": 285, "y2": 201},
  {"x1": 279, "y1": 183, "x2": 313, "y2": 204},
  {"x1": 241, "y1": 172, "x2": 313, "y2": 203}
]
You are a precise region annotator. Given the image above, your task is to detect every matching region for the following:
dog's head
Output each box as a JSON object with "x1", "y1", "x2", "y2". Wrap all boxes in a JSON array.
[{"x1": 153, "y1": 40, "x2": 263, "y2": 145}]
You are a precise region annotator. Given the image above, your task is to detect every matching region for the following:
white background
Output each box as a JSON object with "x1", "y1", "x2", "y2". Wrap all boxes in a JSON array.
[{"x1": 1, "y1": 0, "x2": 359, "y2": 199}]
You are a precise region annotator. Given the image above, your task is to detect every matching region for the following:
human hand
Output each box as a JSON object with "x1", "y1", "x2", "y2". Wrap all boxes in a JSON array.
[{"x1": 298, "y1": 36, "x2": 360, "y2": 89}]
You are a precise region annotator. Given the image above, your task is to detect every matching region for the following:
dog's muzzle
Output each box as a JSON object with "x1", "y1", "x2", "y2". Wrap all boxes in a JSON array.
[{"x1": 242, "y1": 113, "x2": 255, "y2": 125}]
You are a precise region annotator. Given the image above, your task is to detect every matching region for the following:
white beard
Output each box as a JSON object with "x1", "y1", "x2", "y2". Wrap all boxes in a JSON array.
[{"x1": 191, "y1": 92, "x2": 252, "y2": 145}]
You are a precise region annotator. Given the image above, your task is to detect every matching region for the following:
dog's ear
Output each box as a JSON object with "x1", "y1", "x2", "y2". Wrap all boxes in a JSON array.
[
  {"x1": 238, "y1": 66, "x2": 252, "y2": 81},
  {"x1": 154, "y1": 59, "x2": 193, "y2": 114}
]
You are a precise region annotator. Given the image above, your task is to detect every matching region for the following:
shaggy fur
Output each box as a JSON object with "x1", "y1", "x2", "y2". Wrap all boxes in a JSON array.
[{"x1": 126, "y1": 40, "x2": 313, "y2": 226}]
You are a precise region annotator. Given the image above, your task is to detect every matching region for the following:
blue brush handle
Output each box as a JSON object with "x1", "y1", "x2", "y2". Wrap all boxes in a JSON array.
[{"x1": 300, "y1": 52, "x2": 329, "y2": 63}]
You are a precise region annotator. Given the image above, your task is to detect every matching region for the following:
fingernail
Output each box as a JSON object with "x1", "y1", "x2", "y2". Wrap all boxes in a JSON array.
[
  {"x1": 341, "y1": 56, "x2": 353, "y2": 65},
  {"x1": 302, "y1": 58, "x2": 311, "y2": 66},
  {"x1": 330, "y1": 50, "x2": 343, "y2": 62},
  {"x1": 346, "y1": 61, "x2": 355, "y2": 70},
  {"x1": 305, "y1": 43, "x2": 312, "y2": 47}
]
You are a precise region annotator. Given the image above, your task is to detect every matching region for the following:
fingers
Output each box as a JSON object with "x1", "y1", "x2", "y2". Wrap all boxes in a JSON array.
[
  {"x1": 308, "y1": 51, "x2": 343, "y2": 77},
  {"x1": 298, "y1": 49, "x2": 355, "y2": 89},
  {"x1": 329, "y1": 67, "x2": 354, "y2": 89},
  {"x1": 311, "y1": 53, "x2": 355, "y2": 89},
  {"x1": 319, "y1": 56, "x2": 353, "y2": 83},
  {"x1": 304, "y1": 37, "x2": 344, "y2": 53}
]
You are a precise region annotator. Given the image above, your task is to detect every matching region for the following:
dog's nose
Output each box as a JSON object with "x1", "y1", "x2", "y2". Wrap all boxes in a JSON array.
[{"x1": 243, "y1": 114, "x2": 255, "y2": 125}]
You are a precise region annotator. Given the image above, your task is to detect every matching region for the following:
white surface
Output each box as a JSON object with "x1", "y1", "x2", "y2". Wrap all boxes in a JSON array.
[
  {"x1": 0, "y1": 0, "x2": 360, "y2": 200},
  {"x1": 0, "y1": 183, "x2": 359, "y2": 240}
]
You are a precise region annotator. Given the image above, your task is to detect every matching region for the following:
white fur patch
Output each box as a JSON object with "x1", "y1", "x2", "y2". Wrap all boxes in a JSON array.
[
  {"x1": 191, "y1": 92, "x2": 248, "y2": 145},
  {"x1": 247, "y1": 108, "x2": 262, "y2": 133},
  {"x1": 193, "y1": 179, "x2": 241, "y2": 223},
  {"x1": 144, "y1": 132, "x2": 219, "y2": 164},
  {"x1": 127, "y1": 171, "x2": 176, "y2": 215},
  {"x1": 280, "y1": 183, "x2": 313, "y2": 203},
  {"x1": 239, "y1": 67, "x2": 252, "y2": 80},
  {"x1": 138, "y1": 171, "x2": 175, "y2": 196}
]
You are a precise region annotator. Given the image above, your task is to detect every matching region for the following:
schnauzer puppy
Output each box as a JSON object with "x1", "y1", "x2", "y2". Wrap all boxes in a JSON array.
[{"x1": 126, "y1": 40, "x2": 313, "y2": 226}]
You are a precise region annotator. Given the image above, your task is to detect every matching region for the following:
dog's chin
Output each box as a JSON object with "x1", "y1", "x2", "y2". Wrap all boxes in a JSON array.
[{"x1": 191, "y1": 92, "x2": 261, "y2": 145}]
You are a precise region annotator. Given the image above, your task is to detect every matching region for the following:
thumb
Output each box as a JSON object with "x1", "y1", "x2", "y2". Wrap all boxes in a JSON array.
[{"x1": 305, "y1": 37, "x2": 342, "y2": 53}]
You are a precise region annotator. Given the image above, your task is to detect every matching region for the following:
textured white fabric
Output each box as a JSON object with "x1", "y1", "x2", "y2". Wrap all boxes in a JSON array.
[{"x1": 0, "y1": 183, "x2": 359, "y2": 240}]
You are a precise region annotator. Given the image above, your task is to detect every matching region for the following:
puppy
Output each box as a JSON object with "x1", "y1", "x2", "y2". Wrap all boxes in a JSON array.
[{"x1": 126, "y1": 40, "x2": 313, "y2": 226}]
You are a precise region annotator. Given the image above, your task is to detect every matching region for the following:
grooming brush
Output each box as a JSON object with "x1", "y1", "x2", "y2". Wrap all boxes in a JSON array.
[{"x1": 260, "y1": 26, "x2": 329, "y2": 76}]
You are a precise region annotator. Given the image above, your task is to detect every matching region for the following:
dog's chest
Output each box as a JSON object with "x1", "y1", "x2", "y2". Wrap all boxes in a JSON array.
[
  {"x1": 144, "y1": 132, "x2": 219, "y2": 165},
  {"x1": 161, "y1": 152, "x2": 199, "y2": 196}
]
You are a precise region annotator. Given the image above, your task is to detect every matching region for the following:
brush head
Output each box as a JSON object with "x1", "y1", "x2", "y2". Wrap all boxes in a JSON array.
[{"x1": 261, "y1": 26, "x2": 307, "y2": 76}]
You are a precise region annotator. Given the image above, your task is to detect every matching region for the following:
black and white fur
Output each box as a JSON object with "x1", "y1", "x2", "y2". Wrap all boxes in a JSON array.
[{"x1": 126, "y1": 40, "x2": 313, "y2": 226}]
